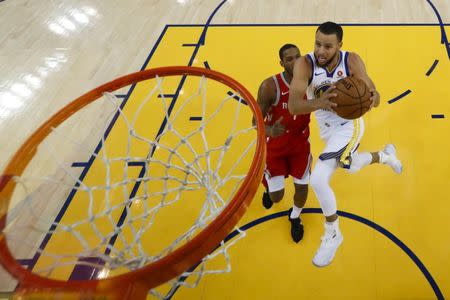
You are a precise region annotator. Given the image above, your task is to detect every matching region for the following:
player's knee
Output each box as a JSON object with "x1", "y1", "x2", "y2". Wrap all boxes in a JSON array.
[
  {"x1": 310, "y1": 170, "x2": 324, "y2": 191},
  {"x1": 346, "y1": 152, "x2": 371, "y2": 173},
  {"x1": 269, "y1": 189, "x2": 284, "y2": 203},
  {"x1": 346, "y1": 155, "x2": 364, "y2": 173}
]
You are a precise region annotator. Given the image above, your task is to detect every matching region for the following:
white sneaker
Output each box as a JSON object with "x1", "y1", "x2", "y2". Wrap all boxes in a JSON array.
[
  {"x1": 382, "y1": 144, "x2": 403, "y2": 174},
  {"x1": 312, "y1": 222, "x2": 343, "y2": 267}
]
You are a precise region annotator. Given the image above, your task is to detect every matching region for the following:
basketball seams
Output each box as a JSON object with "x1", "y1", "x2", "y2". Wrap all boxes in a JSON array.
[
  {"x1": 347, "y1": 76, "x2": 363, "y2": 118},
  {"x1": 332, "y1": 76, "x2": 371, "y2": 119},
  {"x1": 342, "y1": 106, "x2": 362, "y2": 119},
  {"x1": 334, "y1": 84, "x2": 361, "y2": 99},
  {"x1": 333, "y1": 100, "x2": 371, "y2": 107}
]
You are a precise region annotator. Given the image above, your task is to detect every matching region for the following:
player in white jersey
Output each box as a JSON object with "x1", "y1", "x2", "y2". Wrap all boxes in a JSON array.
[{"x1": 287, "y1": 22, "x2": 403, "y2": 267}]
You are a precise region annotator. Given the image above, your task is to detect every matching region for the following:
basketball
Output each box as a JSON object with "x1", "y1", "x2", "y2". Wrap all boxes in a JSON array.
[{"x1": 331, "y1": 76, "x2": 372, "y2": 119}]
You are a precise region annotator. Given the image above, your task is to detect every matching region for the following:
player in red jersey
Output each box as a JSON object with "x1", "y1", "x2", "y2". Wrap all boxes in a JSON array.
[{"x1": 254, "y1": 44, "x2": 312, "y2": 243}]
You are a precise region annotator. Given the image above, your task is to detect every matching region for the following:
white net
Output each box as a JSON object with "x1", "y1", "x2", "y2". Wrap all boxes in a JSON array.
[{"x1": 0, "y1": 71, "x2": 260, "y2": 298}]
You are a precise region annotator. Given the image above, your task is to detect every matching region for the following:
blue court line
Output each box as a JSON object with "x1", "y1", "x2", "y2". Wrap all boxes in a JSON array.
[
  {"x1": 114, "y1": 94, "x2": 128, "y2": 98},
  {"x1": 71, "y1": 162, "x2": 89, "y2": 168},
  {"x1": 388, "y1": 90, "x2": 412, "y2": 104},
  {"x1": 426, "y1": 0, "x2": 450, "y2": 59},
  {"x1": 426, "y1": 59, "x2": 439, "y2": 76},
  {"x1": 96, "y1": 0, "x2": 231, "y2": 272},
  {"x1": 102, "y1": 74, "x2": 192, "y2": 259},
  {"x1": 189, "y1": 116, "x2": 203, "y2": 121},
  {"x1": 127, "y1": 161, "x2": 146, "y2": 167},
  {"x1": 27, "y1": 80, "x2": 133, "y2": 270},
  {"x1": 17, "y1": 259, "x2": 33, "y2": 266},
  {"x1": 202, "y1": 61, "x2": 247, "y2": 105},
  {"x1": 103, "y1": 162, "x2": 147, "y2": 256},
  {"x1": 431, "y1": 114, "x2": 445, "y2": 118},
  {"x1": 168, "y1": 23, "x2": 450, "y2": 27},
  {"x1": 63, "y1": 0, "x2": 232, "y2": 288},
  {"x1": 157, "y1": 94, "x2": 176, "y2": 98},
  {"x1": 168, "y1": 208, "x2": 443, "y2": 300},
  {"x1": 69, "y1": 257, "x2": 103, "y2": 280},
  {"x1": 25, "y1": 25, "x2": 170, "y2": 274},
  {"x1": 198, "y1": 0, "x2": 227, "y2": 45},
  {"x1": 202, "y1": 60, "x2": 247, "y2": 106},
  {"x1": 227, "y1": 91, "x2": 248, "y2": 105},
  {"x1": 139, "y1": 25, "x2": 170, "y2": 71},
  {"x1": 182, "y1": 43, "x2": 199, "y2": 47}
]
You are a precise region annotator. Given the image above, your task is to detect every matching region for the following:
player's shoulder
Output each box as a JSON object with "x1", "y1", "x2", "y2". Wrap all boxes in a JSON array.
[
  {"x1": 258, "y1": 75, "x2": 277, "y2": 101},
  {"x1": 293, "y1": 55, "x2": 313, "y2": 79},
  {"x1": 346, "y1": 51, "x2": 363, "y2": 64},
  {"x1": 346, "y1": 51, "x2": 365, "y2": 74},
  {"x1": 259, "y1": 75, "x2": 277, "y2": 90}
]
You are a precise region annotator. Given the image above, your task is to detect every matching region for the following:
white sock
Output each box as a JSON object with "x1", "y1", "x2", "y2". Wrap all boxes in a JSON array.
[
  {"x1": 326, "y1": 217, "x2": 339, "y2": 229},
  {"x1": 290, "y1": 205, "x2": 302, "y2": 219},
  {"x1": 378, "y1": 151, "x2": 388, "y2": 164}
]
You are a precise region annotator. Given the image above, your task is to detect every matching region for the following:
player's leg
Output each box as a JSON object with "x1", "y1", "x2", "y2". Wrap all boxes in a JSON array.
[
  {"x1": 292, "y1": 182, "x2": 308, "y2": 216},
  {"x1": 288, "y1": 182, "x2": 307, "y2": 243},
  {"x1": 288, "y1": 152, "x2": 312, "y2": 242},
  {"x1": 261, "y1": 175, "x2": 272, "y2": 208},
  {"x1": 266, "y1": 175, "x2": 285, "y2": 203},
  {"x1": 261, "y1": 174, "x2": 286, "y2": 208},
  {"x1": 312, "y1": 123, "x2": 348, "y2": 221},
  {"x1": 340, "y1": 119, "x2": 402, "y2": 174},
  {"x1": 310, "y1": 158, "x2": 339, "y2": 221},
  {"x1": 262, "y1": 174, "x2": 285, "y2": 209},
  {"x1": 262, "y1": 149, "x2": 288, "y2": 209},
  {"x1": 347, "y1": 146, "x2": 403, "y2": 174},
  {"x1": 310, "y1": 157, "x2": 343, "y2": 267},
  {"x1": 310, "y1": 122, "x2": 353, "y2": 267}
]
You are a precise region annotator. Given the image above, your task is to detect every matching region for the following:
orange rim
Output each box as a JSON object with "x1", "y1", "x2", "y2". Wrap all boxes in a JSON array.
[{"x1": 0, "y1": 66, "x2": 266, "y2": 298}]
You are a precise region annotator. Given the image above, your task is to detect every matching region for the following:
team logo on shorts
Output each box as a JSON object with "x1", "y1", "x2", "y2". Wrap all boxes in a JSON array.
[{"x1": 337, "y1": 70, "x2": 343, "y2": 77}]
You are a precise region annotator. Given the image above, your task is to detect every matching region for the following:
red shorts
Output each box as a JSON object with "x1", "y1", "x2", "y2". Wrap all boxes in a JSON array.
[{"x1": 264, "y1": 133, "x2": 311, "y2": 181}]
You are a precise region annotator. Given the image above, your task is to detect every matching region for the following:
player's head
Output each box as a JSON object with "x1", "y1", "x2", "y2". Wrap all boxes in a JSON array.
[
  {"x1": 314, "y1": 22, "x2": 343, "y2": 67},
  {"x1": 279, "y1": 44, "x2": 300, "y2": 76}
]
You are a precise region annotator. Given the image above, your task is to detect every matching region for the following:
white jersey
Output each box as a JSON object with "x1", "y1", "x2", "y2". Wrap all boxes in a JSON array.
[{"x1": 306, "y1": 50, "x2": 359, "y2": 138}]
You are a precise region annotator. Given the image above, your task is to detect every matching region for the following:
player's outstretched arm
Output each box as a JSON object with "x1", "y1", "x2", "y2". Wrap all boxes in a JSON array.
[
  {"x1": 348, "y1": 52, "x2": 380, "y2": 108},
  {"x1": 288, "y1": 57, "x2": 337, "y2": 115}
]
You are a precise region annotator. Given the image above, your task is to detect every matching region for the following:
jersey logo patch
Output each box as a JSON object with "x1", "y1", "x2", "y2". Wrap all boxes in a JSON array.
[{"x1": 314, "y1": 83, "x2": 332, "y2": 98}]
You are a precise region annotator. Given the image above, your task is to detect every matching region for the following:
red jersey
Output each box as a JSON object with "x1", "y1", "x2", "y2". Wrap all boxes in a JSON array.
[{"x1": 265, "y1": 72, "x2": 310, "y2": 150}]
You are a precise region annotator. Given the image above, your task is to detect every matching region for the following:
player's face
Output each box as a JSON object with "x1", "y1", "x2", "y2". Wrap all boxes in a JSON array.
[
  {"x1": 314, "y1": 31, "x2": 342, "y2": 67},
  {"x1": 280, "y1": 47, "x2": 301, "y2": 76}
]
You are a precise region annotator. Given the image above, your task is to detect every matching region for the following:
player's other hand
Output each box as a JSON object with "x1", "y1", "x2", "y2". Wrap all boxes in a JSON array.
[
  {"x1": 369, "y1": 89, "x2": 380, "y2": 109},
  {"x1": 268, "y1": 116, "x2": 285, "y2": 137},
  {"x1": 315, "y1": 85, "x2": 338, "y2": 111}
]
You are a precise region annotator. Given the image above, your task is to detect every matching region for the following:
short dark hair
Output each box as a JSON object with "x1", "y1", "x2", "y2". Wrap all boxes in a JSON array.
[
  {"x1": 279, "y1": 44, "x2": 298, "y2": 60},
  {"x1": 317, "y1": 22, "x2": 343, "y2": 42}
]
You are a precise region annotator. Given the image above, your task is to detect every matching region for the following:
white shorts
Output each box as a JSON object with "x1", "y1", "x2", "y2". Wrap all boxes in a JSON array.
[
  {"x1": 319, "y1": 118, "x2": 365, "y2": 167},
  {"x1": 264, "y1": 154, "x2": 312, "y2": 192}
]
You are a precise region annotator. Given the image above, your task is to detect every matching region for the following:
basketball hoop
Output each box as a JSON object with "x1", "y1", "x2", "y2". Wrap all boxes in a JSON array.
[{"x1": 0, "y1": 66, "x2": 265, "y2": 299}]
